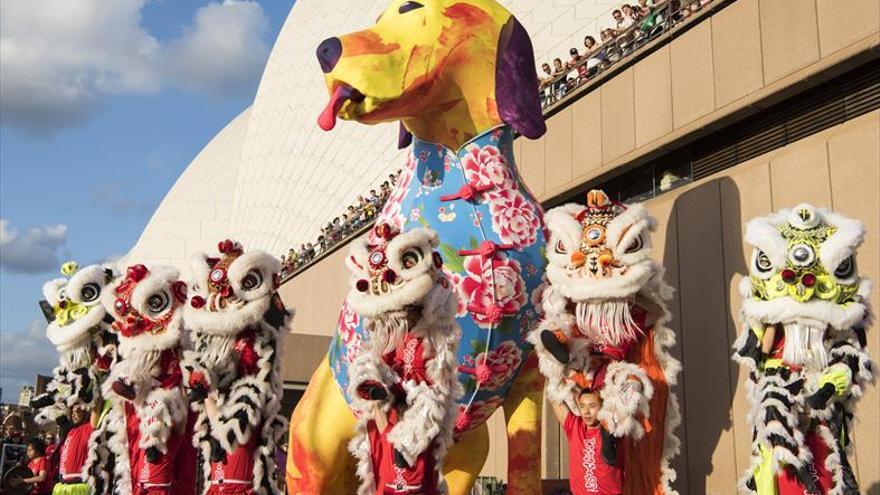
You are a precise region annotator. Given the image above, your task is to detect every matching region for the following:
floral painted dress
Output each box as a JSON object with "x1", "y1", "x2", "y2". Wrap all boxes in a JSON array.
[{"x1": 330, "y1": 125, "x2": 547, "y2": 434}]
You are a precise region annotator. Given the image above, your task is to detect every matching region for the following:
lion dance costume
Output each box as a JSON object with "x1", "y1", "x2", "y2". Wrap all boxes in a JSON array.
[
  {"x1": 344, "y1": 225, "x2": 461, "y2": 495},
  {"x1": 34, "y1": 262, "x2": 119, "y2": 495},
  {"x1": 182, "y1": 239, "x2": 290, "y2": 495},
  {"x1": 89, "y1": 264, "x2": 197, "y2": 495},
  {"x1": 291, "y1": 1, "x2": 549, "y2": 492},
  {"x1": 528, "y1": 190, "x2": 681, "y2": 494},
  {"x1": 733, "y1": 204, "x2": 874, "y2": 495}
]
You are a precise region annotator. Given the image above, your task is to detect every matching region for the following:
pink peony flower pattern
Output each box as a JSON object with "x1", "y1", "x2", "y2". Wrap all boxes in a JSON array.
[
  {"x1": 464, "y1": 341, "x2": 523, "y2": 391},
  {"x1": 371, "y1": 156, "x2": 415, "y2": 243},
  {"x1": 486, "y1": 189, "x2": 541, "y2": 249},
  {"x1": 458, "y1": 254, "x2": 526, "y2": 328},
  {"x1": 461, "y1": 143, "x2": 516, "y2": 192}
]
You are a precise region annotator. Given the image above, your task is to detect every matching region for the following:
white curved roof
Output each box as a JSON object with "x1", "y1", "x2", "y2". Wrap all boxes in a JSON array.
[
  {"x1": 129, "y1": 0, "x2": 615, "y2": 267},
  {"x1": 125, "y1": 107, "x2": 251, "y2": 273}
]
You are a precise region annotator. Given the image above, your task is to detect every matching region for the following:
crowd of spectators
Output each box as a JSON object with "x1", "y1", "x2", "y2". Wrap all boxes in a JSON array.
[
  {"x1": 280, "y1": 169, "x2": 402, "y2": 277},
  {"x1": 539, "y1": 0, "x2": 714, "y2": 107}
]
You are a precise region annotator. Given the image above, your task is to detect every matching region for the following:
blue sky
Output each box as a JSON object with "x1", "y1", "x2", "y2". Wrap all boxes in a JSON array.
[{"x1": 0, "y1": 0, "x2": 295, "y2": 402}]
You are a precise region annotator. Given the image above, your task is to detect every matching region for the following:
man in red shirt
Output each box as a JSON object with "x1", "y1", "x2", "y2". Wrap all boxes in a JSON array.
[
  {"x1": 549, "y1": 389, "x2": 623, "y2": 495},
  {"x1": 51, "y1": 406, "x2": 94, "y2": 495}
]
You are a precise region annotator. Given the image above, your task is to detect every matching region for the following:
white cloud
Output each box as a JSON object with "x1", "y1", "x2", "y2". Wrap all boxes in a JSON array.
[
  {"x1": 0, "y1": 319, "x2": 58, "y2": 403},
  {"x1": 0, "y1": 0, "x2": 271, "y2": 135},
  {"x1": 0, "y1": 219, "x2": 68, "y2": 274},
  {"x1": 164, "y1": 1, "x2": 271, "y2": 97},
  {"x1": 0, "y1": 0, "x2": 160, "y2": 134}
]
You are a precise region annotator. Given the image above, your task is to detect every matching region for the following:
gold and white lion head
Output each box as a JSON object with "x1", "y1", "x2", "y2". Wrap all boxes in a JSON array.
[
  {"x1": 185, "y1": 239, "x2": 284, "y2": 337},
  {"x1": 42, "y1": 261, "x2": 115, "y2": 352},
  {"x1": 346, "y1": 224, "x2": 456, "y2": 353},
  {"x1": 741, "y1": 204, "x2": 872, "y2": 368},
  {"x1": 545, "y1": 189, "x2": 661, "y2": 302}
]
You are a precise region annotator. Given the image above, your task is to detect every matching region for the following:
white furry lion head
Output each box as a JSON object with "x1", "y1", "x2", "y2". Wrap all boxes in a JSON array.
[
  {"x1": 544, "y1": 189, "x2": 659, "y2": 303},
  {"x1": 42, "y1": 262, "x2": 116, "y2": 352},
  {"x1": 185, "y1": 239, "x2": 285, "y2": 336},
  {"x1": 741, "y1": 204, "x2": 871, "y2": 338},
  {"x1": 102, "y1": 264, "x2": 188, "y2": 356}
]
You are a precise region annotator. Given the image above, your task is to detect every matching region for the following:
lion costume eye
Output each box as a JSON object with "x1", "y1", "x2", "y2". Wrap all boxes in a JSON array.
[
  {"x1": 146, "y1": 292, "x2": 170, "y2": 314},
  {"x1": 80, "y1": 283, "x2": 101, "y2": 303},
  {"x1": 624, "y1": 235, "x2": 643, "y2": 254},
  {"x1": 834, "y1": 256, "x2": 856, "y2": 280},
  {"x1": 399, "y1": 1, "x2": 423, "y2": 13},
  {"x1": 401, "y1": 248, "x2": 423, "y2": 269},
  {"x1": 754, "y1": 250, "x2": 773, "y2": 273},
  {"x1": 554, "y1": 239, "x2": 567, "y2": 254},
  {"x1": 241, "y1": 270, "x2": 263, "y2": 291}
]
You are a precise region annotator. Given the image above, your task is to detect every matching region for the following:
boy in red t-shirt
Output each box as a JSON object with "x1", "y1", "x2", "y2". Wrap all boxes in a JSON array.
[{"x1": 549, "y1": 389, "x2": 623, "y2": 495}]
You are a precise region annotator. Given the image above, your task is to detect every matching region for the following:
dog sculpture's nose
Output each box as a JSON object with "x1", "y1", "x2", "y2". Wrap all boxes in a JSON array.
[{"x1": 317, "y1": 37, "x2": 342, "y2": 73}]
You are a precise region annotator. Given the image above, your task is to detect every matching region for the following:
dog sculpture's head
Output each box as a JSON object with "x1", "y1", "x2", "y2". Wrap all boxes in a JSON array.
[{"x1": 316, "y1": 0, "x2": 546, "y2": 150}]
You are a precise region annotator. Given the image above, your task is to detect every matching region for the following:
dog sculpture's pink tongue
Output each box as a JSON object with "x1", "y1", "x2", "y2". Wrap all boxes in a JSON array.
[{"x1": 318, "y1": 86, "x2": 353, "y2": 131}]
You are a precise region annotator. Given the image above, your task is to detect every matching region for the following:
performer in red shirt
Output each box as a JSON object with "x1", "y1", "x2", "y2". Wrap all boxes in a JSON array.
[
  {"x1": 21, "y1": 438, "x2": 55, "y2": 495},
  {"x1": 51, "y1": 406, "x2": 94, "y2": 495},
  {"x1": 550, "y1": 389, "x2": 623, "y2": 495}
]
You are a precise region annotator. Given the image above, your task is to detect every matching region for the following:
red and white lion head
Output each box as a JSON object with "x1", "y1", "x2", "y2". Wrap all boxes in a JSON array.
[
  {"x1": 185, "y1": 239, "x2": 285, "y2": 337},
  {"x1": 102, "y1": 264, "x2": 188, "y2": 356}
]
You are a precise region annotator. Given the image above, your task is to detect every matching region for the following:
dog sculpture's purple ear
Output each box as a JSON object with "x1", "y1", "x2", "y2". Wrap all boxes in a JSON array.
[
  {"x1": 495, "y1": 16, "x2": 546, "y2": 139},
  {"x1": 398, "y1": 122, "x2": 413, "y2": 149}
]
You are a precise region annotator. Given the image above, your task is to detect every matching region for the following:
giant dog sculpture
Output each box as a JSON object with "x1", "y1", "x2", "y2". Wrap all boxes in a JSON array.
[{"x1": 288, "y1": 1, "x2": 547, "y2": 493}]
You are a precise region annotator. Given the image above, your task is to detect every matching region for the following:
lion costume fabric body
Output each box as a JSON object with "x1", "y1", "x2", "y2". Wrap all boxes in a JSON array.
[
  {"x1": 733, "y1": 205, "x2": 874, "y2": 495},
  {"x1": 86, "y1": 264, "x2": 197, "y2": 495},
  {"x1": 34, "y1": 262, "x2": 118, "y2": 429},
  {"x1": 528, "y1": 190, "x2": 681, "y2": 495},
  {"x1": 182, "y1": 240, "x2": 290, "y2": 495},
  {"x1": 288, "y1": 1, "x2": 548, "y2": 493},
  {"x1": 344, "y1": 225, "x2": 461, "y2": 495}
]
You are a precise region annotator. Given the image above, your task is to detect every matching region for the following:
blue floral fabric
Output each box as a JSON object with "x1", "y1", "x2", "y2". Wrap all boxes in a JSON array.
[{"x1": 329, "y1": 125, "x2": 547, "y2": 432}]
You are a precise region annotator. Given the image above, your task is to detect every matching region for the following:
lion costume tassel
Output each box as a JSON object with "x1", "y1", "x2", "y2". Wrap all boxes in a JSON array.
[
  {"x1": 182, "y1": 239, "x2": 291, "y2": 495},
  {"x1": 733, "y1": 204, "x2": 874, "y2": 495},
  {"x1": 528, "y1": 190, "x2": 681, "y2": 495}
]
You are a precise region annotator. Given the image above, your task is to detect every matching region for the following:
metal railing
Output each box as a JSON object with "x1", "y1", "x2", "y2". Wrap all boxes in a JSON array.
[{"x1": 539, "y1": 0, "x2": 716, "y2": 110}]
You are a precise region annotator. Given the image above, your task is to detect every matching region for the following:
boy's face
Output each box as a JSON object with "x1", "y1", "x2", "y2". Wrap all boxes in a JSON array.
[
  {"x1": 577, "y1": 392, "x2": 602, "y2": 426},
  {"x1": 26, "y1": 445, "x2": 37, "y2": 459},
  {"x1": 70, "y1": 406, "x2": 85, "y2": 425}
]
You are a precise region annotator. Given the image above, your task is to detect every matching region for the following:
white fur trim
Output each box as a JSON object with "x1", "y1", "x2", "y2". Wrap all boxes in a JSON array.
[
  {"x1": 43, "y1": 278, "x2": 67, "y2": 306},
  {"x1": 227, "y1": 250, "x2": 281, "y2": 303},
  {"x1": 744, "y1": 210, "x2": 789, "y2": 269},
  {"x1": 817, "y1": 209, "x2": 866, "y2": 275},
  {"x1": 184, "y1": 294, "x2": 271, "y2": 336},
  {"x1": 597, "y1": 361, "x2": 653, "y2": 439},
  {"x1": 741, "y1": 294, "x2": 869, "y2": 332}
]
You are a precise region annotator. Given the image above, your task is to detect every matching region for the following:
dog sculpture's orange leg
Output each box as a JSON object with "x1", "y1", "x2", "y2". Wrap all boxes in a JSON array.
[
  {"x1": 443, "y1": 422, "x2": 490, "y2": 495},
  {"x1": 286, "y1": 358, "x2": 359, "y2": 494},
  {"x1": 502, "y1": 352, "x2": 544, "y2": 495}
]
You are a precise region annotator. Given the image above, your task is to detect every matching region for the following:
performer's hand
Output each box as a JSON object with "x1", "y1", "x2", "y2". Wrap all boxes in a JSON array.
[
  {"x1": 187, "y1": 385, "x2": 207, "y2": 404},
  {"x1": 356, "y1": 381, "x2": 388, "y2": 402},
  {"x1": 209, "y1": 438, "x2": 226, "y2": 464},
  {"x1": 111, "y1": 379, "x2": 136, "y2": 401},
  {"x1": 806, "y1": 382, "x2": 836, "y2": 410},
  {"x1": 373, "y1": 405, "x2": 389, "y2": 431},
  {"x1": 145, "y1": 447, "x2": 162, "y2": 464},
  {"x1": 393, "y1": 449, "x2": 410, "y2": 469},
  {"x1": 622, "y1": 379, "x2": 642, "y2": 395}
]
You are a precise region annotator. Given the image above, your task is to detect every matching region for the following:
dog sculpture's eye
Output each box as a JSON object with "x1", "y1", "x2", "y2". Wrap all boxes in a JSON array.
[
  {"x1": 146, "y1": 292, "x2": 170, "y2": 314},
  {"x1": 80, "y1": 283, "x2": 101, "y2": 303},
  {"x1": 401, "y1": 248, "x2": 423, "y2": 269},
  {"x1": 399, "y1": 1, "x2": 423, "y2": 14},
  {"x1": 241, "y1": 270, "x2": 263, "y2": 291}
]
